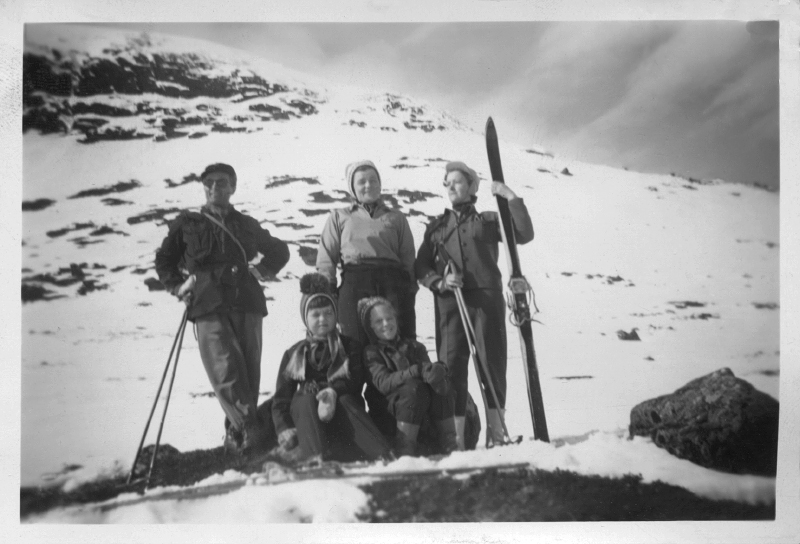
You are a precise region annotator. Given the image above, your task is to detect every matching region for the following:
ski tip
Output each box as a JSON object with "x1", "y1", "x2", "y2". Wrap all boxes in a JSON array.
[{"x1": 486, "y1": 117, "x2": 495, "y2": 130}]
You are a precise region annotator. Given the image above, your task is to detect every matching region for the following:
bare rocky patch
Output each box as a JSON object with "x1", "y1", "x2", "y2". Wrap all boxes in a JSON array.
[
  {"x1": 68, "y1": 180, "x2": 142, "y2": 199},
  {"x1": 22, "y1": 198, "x2": 56, "y2": 211},
  {"x1": 265, "y1": 176, "x2": 321, "y2": 188}
]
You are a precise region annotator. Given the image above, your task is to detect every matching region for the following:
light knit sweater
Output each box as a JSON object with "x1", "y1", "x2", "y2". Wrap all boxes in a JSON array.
[{"x1": 316, "y1": 200, "x2": 415, "y2": 284}]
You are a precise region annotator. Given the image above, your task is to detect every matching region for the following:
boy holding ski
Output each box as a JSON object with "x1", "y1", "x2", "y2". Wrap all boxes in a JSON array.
[{"x1": 415, "y1": 161, "x2": 534, "y2": 448}]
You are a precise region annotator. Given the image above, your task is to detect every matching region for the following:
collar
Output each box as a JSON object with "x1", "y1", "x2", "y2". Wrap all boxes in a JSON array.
[
  {"x1": 202, "y1": 204, "x2": 236, "y2": 219},
  {"x1": 349, "y1": 199, "x2": 387, "y2": 214}
]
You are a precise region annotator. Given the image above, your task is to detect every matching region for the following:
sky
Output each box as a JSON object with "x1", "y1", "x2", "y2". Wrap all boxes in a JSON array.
[{"x1": 98, "y1": 21, "x2": 780, "y2": 190}]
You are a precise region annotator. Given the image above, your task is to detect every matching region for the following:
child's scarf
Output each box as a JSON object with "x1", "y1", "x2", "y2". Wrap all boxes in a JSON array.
[
  {"x1": 284, "y1": 331, "x2": 350, "y2": 388},
  {"x1": 375, "y1": 337, "x2": 413, "y2": 372}
]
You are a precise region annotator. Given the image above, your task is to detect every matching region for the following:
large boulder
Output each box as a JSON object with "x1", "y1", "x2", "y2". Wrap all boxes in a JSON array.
[{"x1": 629, "y1": 367, "x2": 779, "y2": 476}]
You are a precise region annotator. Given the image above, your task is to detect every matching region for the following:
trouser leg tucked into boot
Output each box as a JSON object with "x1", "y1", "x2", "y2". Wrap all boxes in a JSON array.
[
  {"x1": 435, "y1": 417, "x2": 459, "y2": 455},
  {"x1": 394, "y1": 421, "x2": 420, "y2": 457},
  {"x1": 486, "y1": 408, "x2": 506, "y2": 446},
  {"x1": 454, "y1": 416, "x2": 466, "y2": 451}
]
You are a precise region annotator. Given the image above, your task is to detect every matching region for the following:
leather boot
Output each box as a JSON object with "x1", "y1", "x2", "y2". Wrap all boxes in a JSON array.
[
  {"x1": 486, "y1": 408, "x2": 506, "y2": 447},
  {"x1": 241, "y1": 419, "x2": 269, "y2": 454},
  {"x1": 435, "y1": 417, "x2": 459, "y2": 455},
  {"x1": 394, "y1": 421, "x2": 420, "y2": 457},
  {"x1": 454, "y1": 416, "x2": 466, "y2": 451}
]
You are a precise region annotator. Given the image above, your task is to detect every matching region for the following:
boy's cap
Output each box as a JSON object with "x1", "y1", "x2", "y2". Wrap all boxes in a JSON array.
[
  {"x1": 300, "y1": 273, "x2": 337, "y2": 329},
  {"x1": 445, "y1": 161, "x2": 479, "y2": 195},
  {"x1": 201, "y1": 163, "x2": 237, "y2": 183}
]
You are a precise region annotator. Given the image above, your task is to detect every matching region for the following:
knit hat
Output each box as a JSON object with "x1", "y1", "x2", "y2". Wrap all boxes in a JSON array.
[
  {"x1": 357, "y1": 296, "x2": 396, "y2": 341},
  {"x1": 445, "y1": 161, "x2": 479, "y2": 196},
  {"x1": 345, "y1": 160, "x2": 381, "y2": 199},
  {"x1": 201, "y1": 163, "x2": 237, "y2": 185},
  {"x1": 299, "y1": 273, "x2": 337, "y2": 329}
]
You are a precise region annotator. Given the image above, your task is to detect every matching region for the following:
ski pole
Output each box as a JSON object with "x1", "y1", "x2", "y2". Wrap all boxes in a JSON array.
[
  {"x1": 145, "y1": 307, "x2": 189, "y2": 489},
  {"x1": 445, "y1": 262, "x2": 513, "y2": 447},
  {"x1": 126, "y1": 308, "x2": 188, "y2": 486}
]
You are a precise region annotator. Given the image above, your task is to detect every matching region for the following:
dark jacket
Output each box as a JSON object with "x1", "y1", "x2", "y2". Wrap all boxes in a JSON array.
[
  {"x1": 364, "y1": 337, "x2": 430, "y2": 396},
  {"x1": 272, "y1": 334, "x2": 365, "y2": 435},
  {"x1": 415, "y1": 199, "x2": 533, "y2": 292},
  {"x1": 155, "y1": 206, "x2": 290, "y2": 320}
]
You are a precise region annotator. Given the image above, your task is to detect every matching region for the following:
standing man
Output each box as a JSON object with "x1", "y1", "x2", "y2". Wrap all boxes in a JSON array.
[
  {"x1": 155, "y1": 163, "x2": 290, "y2": 454},
  {"x1": 415, "y1": 161, "x2": 533, "y2": 449}
]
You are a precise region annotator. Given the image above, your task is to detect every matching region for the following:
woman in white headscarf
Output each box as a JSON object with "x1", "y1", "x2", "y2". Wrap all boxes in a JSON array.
[{"x1": 316, "y1": 160, "x2": 418, "y2": 437}]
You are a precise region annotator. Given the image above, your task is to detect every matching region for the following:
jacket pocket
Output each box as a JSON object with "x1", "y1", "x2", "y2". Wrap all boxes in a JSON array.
[
  {"x1": 183, "y1": 221, "x2": 214, "y2": 261},
  {"x1": 472, "y1": 214, "x2": 500, "y2": 243},
  {"x1": 192, "y1": 269, "x2": 224, "y2": 311}
]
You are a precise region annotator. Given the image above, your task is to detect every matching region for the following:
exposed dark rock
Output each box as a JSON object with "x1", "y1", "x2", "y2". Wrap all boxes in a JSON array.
[
  {"x1": 284, "y1": 99, "x2": 317, "y2": 115},
  {"x1": 211, "y1": 123, "x2": 246, "y2": 133},
  {"x1": 554, "y1": 376, "x2": 594, "y2": 381},
  {"x1": 101, "y1": 198, "x2": 133, "y2": 206},
  {"x1": 23, "y1": 198, "x2": 56, "y2": 211},
  {"x1": 273, "y1": 222, "x2": 312, "y2": 230},
  {"x1": 752, "y1": 302, "x2": 778, "y2": 310},
  {"x1": 616, "y1": 329, "x2": 640, "y2": 341},
  {"x1": 525, "y1": 149, "x2": 554, "y2": 158},
  {"x1": 127, "y1": 207, "x2": 181, "y2": 225},
  {"x1": 71, "y1": 102, "x2": 134, "y2": 117},
  {"x1": 265, "y1": 175, "x2": 320, "y2": 188},
  {"x1": 396, "y1": 189, "x2": 437, "y2": 204},
  {"x1": 689, "y1": 313, "x2": 718, "y2": 320},
  {"x1": 381, "y1": 194, "x2": 400, "y2": 210},
  {"x1": 561, "y1": 168, "x2": 572, "y2": 176},
  {"x1": 297, "y1": 246, "x2": 318, "y2": 266},
  {"x1": 308, "y1": 191, "x2": 349, "y2": 204},
  {"x1": 668, "y1": 301, "x2": 706, "y2": 309},
  {"x1": 46, "y1": 222, "x2": 95, "y2": 238},
  {"x1": 143, "y1": 277, "x2": 166, "y2": 291},
  {"x1": 629, "y1": 368, "x2": 779, "y2": 476},
  {"x1": 22, "y1": 284, "x2": 64, "y2": 303},
  {"x1": 79, "y1": 127, "x2": 153, "y2": 144},
  {"x1": 90, "y1": 226, "x2": 129, "y2": 237},
  {"x1": 68, "y1": 180, "x2": 142, "y2": 199},
  {"x1": 299, "y1": 208, "x2": 332, "y2": 217},
  {"x1": 77, "y1": 280, "x2": 109, "y2": 295}
]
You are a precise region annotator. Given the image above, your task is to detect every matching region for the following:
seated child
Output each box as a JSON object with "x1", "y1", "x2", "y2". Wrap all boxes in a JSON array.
[
  {"x1": 358, "y1": 296, "x2": 459, "y2": 456},
  {"x1": 271, "y1": 274, "x2": 392, "y2": 462}
]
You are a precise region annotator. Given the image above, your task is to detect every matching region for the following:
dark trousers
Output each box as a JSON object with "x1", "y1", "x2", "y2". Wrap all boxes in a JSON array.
[
  {"x1": 338, "y1": 265, "x2": 417, "y2": 345},
  {"x1": 196, "y1": 312, "x2": 262, "y2": 431},
  {"x1": 290, "y1": 391, "x2": 392, "y2": 461},
  {"x1": 435, "y1": 289, "x2": 507, "y2": 414},
  {"x1": 385, "y1": 379, "x2": 454, "y2": 425}
]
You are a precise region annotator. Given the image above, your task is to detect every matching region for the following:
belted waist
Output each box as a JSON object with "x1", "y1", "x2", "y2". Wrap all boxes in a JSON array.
[{"x1": 342, "y1": 260, "x2": 405, "y2": 273}]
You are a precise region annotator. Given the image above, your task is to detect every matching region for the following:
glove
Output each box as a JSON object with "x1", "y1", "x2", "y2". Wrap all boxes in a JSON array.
[
  {"x1": 421, "y1": 362, "x2": 450, "y2": 396},
  {"x1": 278, "y1": 428, "x2": 298, "y2": 450},
  {"x1": 316, "y1": 387, "x2": 338, "y2": 422},
  {"x1": 173, "y1": 274, "x2": 196, "y2": 304}
]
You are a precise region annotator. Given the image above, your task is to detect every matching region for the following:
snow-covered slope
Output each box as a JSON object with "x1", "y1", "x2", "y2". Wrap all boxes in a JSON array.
[{"x1": 21, "y1": 24, "x2": 779, "y2": 520}]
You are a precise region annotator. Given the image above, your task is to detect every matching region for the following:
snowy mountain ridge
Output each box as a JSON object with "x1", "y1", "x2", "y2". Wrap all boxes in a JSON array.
[{"x1": 24, "y1": 24, "x2": 465, "y2": 146}]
